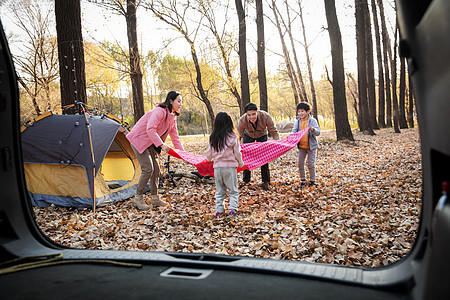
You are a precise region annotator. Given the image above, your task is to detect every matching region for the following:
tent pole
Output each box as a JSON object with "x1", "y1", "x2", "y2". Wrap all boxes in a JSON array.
[{"x1": 82, "y1": 106, "x2": 97, "y2": 212}]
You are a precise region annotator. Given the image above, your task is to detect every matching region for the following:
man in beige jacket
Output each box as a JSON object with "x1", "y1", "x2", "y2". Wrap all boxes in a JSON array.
[{"x1": 237, "y1": 103, "x2": 280, "y2": 190}]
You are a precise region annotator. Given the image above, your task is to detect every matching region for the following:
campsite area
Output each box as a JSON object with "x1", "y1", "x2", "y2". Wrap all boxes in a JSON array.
[{"x1": 33, "y1": 128, "x2": 422, "y2": 268}]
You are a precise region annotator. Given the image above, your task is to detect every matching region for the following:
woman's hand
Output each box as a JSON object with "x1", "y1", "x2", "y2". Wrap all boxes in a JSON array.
[{"x1": 161, "y1": 144, "x2": 171, "y2": 153}]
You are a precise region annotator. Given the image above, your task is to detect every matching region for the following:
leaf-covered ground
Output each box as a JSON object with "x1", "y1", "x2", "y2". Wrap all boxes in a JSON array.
[{"x1": 33, "y1": 128, "x2": 422, "y2": 267}]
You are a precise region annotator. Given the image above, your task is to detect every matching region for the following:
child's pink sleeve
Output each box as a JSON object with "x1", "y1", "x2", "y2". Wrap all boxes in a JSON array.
[
  {"x1": 206, "y1": 144, "x2": 213, "y2": 162},
  {"x1": 234, "y1": 139, "x2": 245, "y2": 167}
]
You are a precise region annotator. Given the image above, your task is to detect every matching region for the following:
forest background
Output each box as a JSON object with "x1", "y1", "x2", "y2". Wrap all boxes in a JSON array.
[{"x1": 0, "y1": 0, "x2": 410, "y2": 139}]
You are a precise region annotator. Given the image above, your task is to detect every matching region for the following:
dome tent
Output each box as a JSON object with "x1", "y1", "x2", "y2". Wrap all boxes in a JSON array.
[{"x1": 21, "y1": 110, "x2": 147, "y2": 209}]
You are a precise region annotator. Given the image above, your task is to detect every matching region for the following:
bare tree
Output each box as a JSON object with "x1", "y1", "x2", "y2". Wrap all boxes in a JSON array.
[
  {"x1": 235, "y1": 0, "x2": 250, "y2": 114},
  {"x1": 370, "y1": 0, "x2": 386, "y2": 128},
  {"x1": 55, "y1": 0, "x2": 87, "y2": 107},
  {"x1": 8, "y1": 0, "x2": 59, "y2": 117},
  {"x1": 256, "y1": 0, "x2": 268, "y2": 112},
  {"x1": 283, "y1": 0, "x2": 308, "y2": 103},
  {"x1": 347, "y1": 73, "x2": 361, "y2": 130},
  {"x1": 90, "y1": 0, "x2": 145, "y2": 122},
  {"x1": 144, "y1": 0, "x2": 215, "y2": 126},
  {"x1": 270, "y1": 0, "x2": 300, "y2": 106},
  {"x1": 391, "y1": 21, "x2": 400, "y2": 133},
  {"x1": 378, "y1": 0, "x2": 392, "y2": 127},
  {"x1": 399, "y1": 55, "x2": 408, "y2": 128},
  {"x1": 407, "y1": 77, "x2": 414, "y2": 128},
  {"x1": 126, "y1": 0, "x2": 145, "y2": 121},
  {"x1": 324, "y1": 0, "x2": 354, "y2": 141},
  {"x1": 364, "y1": 0, "x2": 379, "y2": 130},
  {"x1": 355, "y1": 0, "x2": 375, "y2": 135},
  {"x1": 195, "y1": 1, "x2": 241, "y2": 112},
  {"x1": 297, "y1": 0, "x2": 318, "y2": 119}
]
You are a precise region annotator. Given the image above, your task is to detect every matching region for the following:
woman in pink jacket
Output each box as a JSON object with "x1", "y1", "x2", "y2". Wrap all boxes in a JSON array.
[{"x1": 126, "y1": 91, "x2": 184, "y2": 210}]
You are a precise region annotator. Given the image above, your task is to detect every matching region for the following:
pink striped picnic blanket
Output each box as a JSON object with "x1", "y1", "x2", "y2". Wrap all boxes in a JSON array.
[{"x1": 168, "y1": 128, "x2": 308, "y2": 177}]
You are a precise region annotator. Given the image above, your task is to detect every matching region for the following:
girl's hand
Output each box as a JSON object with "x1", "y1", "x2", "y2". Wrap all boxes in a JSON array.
[{"x1": 309, "y1": 126, "x2": 314, "y2": 132}]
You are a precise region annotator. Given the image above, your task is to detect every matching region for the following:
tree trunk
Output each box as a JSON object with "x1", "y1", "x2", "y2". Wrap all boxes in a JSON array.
[
  {"x1": 399, "y1": 56, "x2": 408, "y2": 128},
  {"x1": 17, "y1": 76, "x2": 41, "y2": 116},
  {"x1": 347, "y1": 73, "x2": 361, "y2": 130},
  {"x1": 235, "y1": 0, "x2": 250, "y2": 115},
  {"x1": 324, "y1": 0, "x2": 354, "y2": 141},
  {"x1": 378, "y1": 0, "x2": 392, "y2": 127},
  {"x1": 43, "y1": 80, "x2": 52, "y2": 111},
  {"x1": 146, "y1": 2, "x2": 215, "y2": 127},
  {"x1": 297, "y1": 0, "x2": 318, "y2": 119},
  {"x1": 391, "y1": 23, "x2": 400, "y2": 133},
  {"x1": 189, "y1": 40, "x2": 215, "y2": 127},
  {"x1": 284, "y1": 0, "x2": 308, "y2": 104},
  {"x1": 355, "y1": 0, "x2": 375, "y2": 135},
  {"x1": 371, "y1": 0, "x2": 386, "y2": 128},
  {"x1": 200, "y1": 2, "x2": 241, "y2": 112},
  {"x1": 407, "y1": 76, "x2": 415, "y2": 128},
  {"x1": 364, "y1": 0, "x2": 379, "y2": 130},
  {"x1": 55, "y1": 0, "x2": 87, "y2": 107},
  {"x1": 256, "y1": 0, "x2": 268, "y2": 112},
  {"x1": 217, "y1": 38, "x2": 241, "y2": 110},
  {"x1": 126, "y1": 0, "x2": 145, "y2": 122},
  {"x1": 271, "y1": 0, "x2": 300, "y2": 106}
]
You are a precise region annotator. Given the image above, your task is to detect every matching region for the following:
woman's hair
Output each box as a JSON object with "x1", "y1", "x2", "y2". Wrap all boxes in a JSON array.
[
  {"x1": 209, "y1": 112, "x2": 235, "y2": 152},
  {"x1": 158, "y1": 91, "x2": 180, "y2": 116}
]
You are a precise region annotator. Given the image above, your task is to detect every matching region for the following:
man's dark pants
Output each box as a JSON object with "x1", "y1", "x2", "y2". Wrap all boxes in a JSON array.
[{"x1": 243, "y1": 134, "x2": 269, "y2": 183}]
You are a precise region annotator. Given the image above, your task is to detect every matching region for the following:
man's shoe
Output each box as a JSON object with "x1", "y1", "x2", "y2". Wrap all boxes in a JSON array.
[{"x1": 262, "y1": 182, "x2": 269, "y2": 190}]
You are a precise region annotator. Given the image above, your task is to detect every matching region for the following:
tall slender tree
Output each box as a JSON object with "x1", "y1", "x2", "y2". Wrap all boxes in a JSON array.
[
  {"x1": 407, "y1": 77, "x2": 414, "y2": 128},
  {"x1": 378, "y1": 0, "x2": 392, "y2": 127},
  {"x1": 55, "y1": 0, "x2": 87, "y2": 107},
  {"x1": 256, "y1": 0, "x2": 268, "y2": 112},
  {"x1": 347, "y1": 73, "x2": 361, "y2": 129},
  {"x1": 371, "y1": 0, "x2": 386, "y2": 128},
  {"x1": 196, "y1": 1, "x2": 241, "y2": 112},
  {"x1": 355, "y1": 0, "x2": 375, "y2": 135},
  {"x1": 145, "y1": 1, "x2": 215, "y2": 126},
  {"x1": 391, "y1": 22, "x2": 400, "y2": 133},
  {"x1": 235, "y1": 0, "x2": 250, "y2": 115},
  {"x1": 324, "y1": 0, "x2": 354, "y2": 141},
  {"x1": 271, "y1": 0, "x2": 300, "y2": 106},
  {"x1": 284, "y1": 0, "x2": 308, "y2": 103},
  {"x1": 297, "y1": 0, "x2": 318, "y2": 119},
  {"x1": 126, "y1": 0, "x2": 145, "y2": 122},
  {"x1": 364, "y1": 0, "x2": 379, "y2": 130},
  {"x1": 399, "y1": 56, "x2": 408, "y2": 128},
  {"x1": 90, "y1": 0, "x2": 145, "y2": 122}
]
